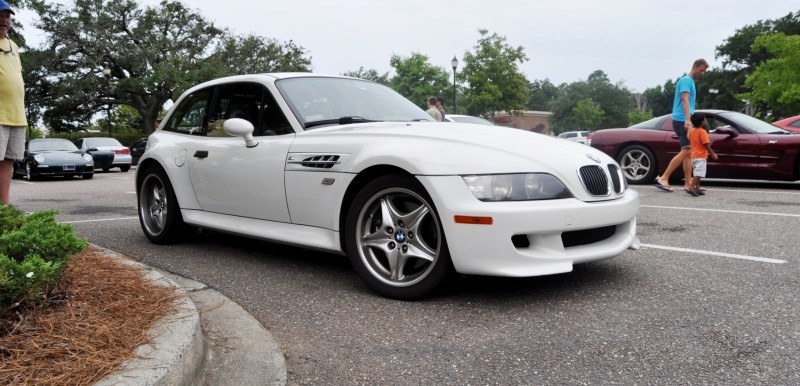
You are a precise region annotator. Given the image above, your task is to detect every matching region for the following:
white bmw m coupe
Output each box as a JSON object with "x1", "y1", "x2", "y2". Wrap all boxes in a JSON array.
[{"x1": 136, "y1": 73, "x2": 640, "y2": 299}]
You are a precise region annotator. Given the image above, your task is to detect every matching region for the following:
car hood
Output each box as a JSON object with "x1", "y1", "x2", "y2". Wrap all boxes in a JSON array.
[{"x1": 290, "y1": 121, "x2": 617, "y2": 176}]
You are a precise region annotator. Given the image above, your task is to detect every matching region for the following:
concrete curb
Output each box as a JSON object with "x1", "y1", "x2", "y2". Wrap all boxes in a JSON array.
[{"x1": 89, "y1": 244, "x2": 287, "y2": 385}]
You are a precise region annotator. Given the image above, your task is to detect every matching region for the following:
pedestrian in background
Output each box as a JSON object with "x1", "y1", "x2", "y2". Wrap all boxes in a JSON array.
[
  {"x1": 436, "y1": 96, "x2": 446, "y2": 121},
  {"x1": 686, "y1": 112, "x2": 717, "y2": 196},
  {"x1": 654, "y1": 58, "x2": 709, "y2": 193},
  {"x1": 426, "y1": 96, "x2": 442, "y2": 122},
  {"x1": 0, "y1": 0, "x2": 28, "y2": 205}
]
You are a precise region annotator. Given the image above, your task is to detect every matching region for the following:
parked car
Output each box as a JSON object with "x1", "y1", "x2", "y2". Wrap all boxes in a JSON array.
[
  {"x1": 558, "y1": 131, "x2": 593, "y2": 145},
  {"x1": 12, "y1": 138, "x2": 94, "y2": 180},
  {"x1": 591, "y1": 109, "x2": 800, "y2": 184},
  {"x1": 443, "y1": 114, "x2": 495, "y2": 125},
  {"x1": 75, "y1": 137, "x2": 132, "y2": 172},
  {"x1": 772, "y1": 114, "x2": 800, "y2": 133},
  {"x1": 136, "y1": 73, "x2": 639, "y2": 299},
  {"x1": 130, "y1": 137, "x2": 148, "y2": 165}
]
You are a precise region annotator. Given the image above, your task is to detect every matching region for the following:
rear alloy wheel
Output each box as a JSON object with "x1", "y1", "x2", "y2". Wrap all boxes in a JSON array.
[
  {"x1": 138, "y1": 165, "x2": 186, "y2": 244},
  {"x1": 618, "y1": 145, "x2": 657, "y2": 184},
  {"x1": 345, "y1": 175, "x2": 452, "y2": 299}
]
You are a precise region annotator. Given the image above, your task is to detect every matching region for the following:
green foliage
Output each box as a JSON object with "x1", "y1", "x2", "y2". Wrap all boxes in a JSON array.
[
  {"x1": 24, "y1": 0, "x2": 311, "y2": 135},
  {"x1": 0, "y1": 206, "x2": 87, "y2": 311},
  {"x1": 461, "y1": 30, "x2": 530, "y2": 117},
  {"x1": 389, "y1": 53, "x2": 451, "y2": 108},
  {"x1": 642, "y1": 79, "x2": 675, "y2": 117},
  {"x1": 741, "y1": 33, "x2": 800, "y2": 115},
  {"x1": 628, "y1": 110, "x2": 654, "y2": 126},
  {"x1": 342, "y1": 67, "x2": 390, "y2": 85},
  {"x1": 711, "y1": 10, "x2": 800, "y2": 117},
  {"x1": 572, "y1": 98, "x2": 604, "y2": 129},
  {"x1": 527, "y1": 79, "x2": 561, "y2": 111},
  {"x1": 549, "y1": 70, "x2": 634, "y2": 133}
]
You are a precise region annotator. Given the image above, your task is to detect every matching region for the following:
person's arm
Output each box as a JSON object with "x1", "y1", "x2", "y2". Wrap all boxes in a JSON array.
[
  {"x1": 704, "y1": 142, "x2": 718, "y2": 160},
  {"x1": 681, "y1": 92, "x2": 692, "y2": 129}
]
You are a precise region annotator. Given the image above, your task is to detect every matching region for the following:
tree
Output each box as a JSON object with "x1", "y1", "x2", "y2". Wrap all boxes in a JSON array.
[
  {"x1": 388, "y1": 53, "x2": 450, "y2": 108},
  {"x1": 549, "y1": 70, "x2": 633, "y2": 133},
  {"x1": 711, "y1": 10, "x2": 800, "y2": 117},
  {"x1": 342, "y1": 67, "x2": 390, "y2": 85},
  {"x1": 527, "y1": 79, "x2": 561, "y2": 111},
  {"x1": 26, "y1": 0, "x2": 311, "y2": 134},
  {"x1": 742, "y1": 33, "x2": 800, "y2": 116},
  {"x1": 572, "y1": 98, "x2": 604, "y2": 129},
  {"x1": 642, "y1": 79, "x2": 675, "y2": 117},
  {"x1": 209, "y1": 35, "x2": 311, "y2": 76},
  {"x1": 461, "y1": 29, "x2": 529, "y2": 118}
]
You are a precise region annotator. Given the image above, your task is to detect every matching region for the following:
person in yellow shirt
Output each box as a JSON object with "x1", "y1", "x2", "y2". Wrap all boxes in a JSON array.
[{"x1": 0, "y1": 0, "x2": 27, "y2": 205}]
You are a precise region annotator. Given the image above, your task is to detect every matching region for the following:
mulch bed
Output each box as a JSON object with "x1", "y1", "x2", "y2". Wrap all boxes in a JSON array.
[{"x1": 0, "y1": 249, "x2": 176, "y2": 385}]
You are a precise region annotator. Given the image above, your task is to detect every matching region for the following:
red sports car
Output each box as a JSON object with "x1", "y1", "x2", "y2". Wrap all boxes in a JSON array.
[
  {"x1": 591, "y1": 110, "x2": 800, "y2": 184},
  {"x1": 772, "y1": 114, "x2": 800, "y2": 133}
]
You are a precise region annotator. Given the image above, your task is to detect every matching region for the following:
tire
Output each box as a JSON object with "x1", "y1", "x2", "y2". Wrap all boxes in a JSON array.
[
  {"x1": 617, "y1": 145, "x2": 657, "y2": 184},
  {"x1": 120, "y1": 165, "x2": 130, "y2": 172},
  {"x1": 26, "y1": 163, "x2": 39, "y2": 181},
  {"x1": 344, "y1": 174, "x2": 452, "y2": 300},
  {"x1": 83, "y1": 173, "x2": 94, "y2": 180},
  {"x1": 102, "y1": 168, "x2": 110, "y2": 172},
  {"x1": 138, "y1": 165, "x2": 186, "y2": 244},
  {"x1": 11, "y1": 162, "x2": 21, "y2": 179}
]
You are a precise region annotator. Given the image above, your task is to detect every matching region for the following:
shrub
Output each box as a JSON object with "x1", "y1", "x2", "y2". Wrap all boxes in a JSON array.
[{"x1": 0, "y1": 206, "x2": 87, "y2": 312}]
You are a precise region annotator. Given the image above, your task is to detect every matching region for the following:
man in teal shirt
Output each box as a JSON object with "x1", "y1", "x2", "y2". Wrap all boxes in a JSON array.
[{"x1": 655, "y1": 59, "x2": 709, "y2": 192}]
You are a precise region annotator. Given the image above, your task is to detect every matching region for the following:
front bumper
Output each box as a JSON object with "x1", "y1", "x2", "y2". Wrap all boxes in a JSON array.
[
  {"x1": 34, "y1": 163, "x2": 94, "y2": 175},
  {"x1": 418, "y1": 176, "x2": 639, "y2": 277}
]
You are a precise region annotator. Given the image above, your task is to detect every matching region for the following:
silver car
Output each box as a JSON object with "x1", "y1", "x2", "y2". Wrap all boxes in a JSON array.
[
  {"x1": 558, "y1": 131, "x2": 593, "y2": 145},
  {"x1": 76, "y1": 137, "x2": 133, "y2": 172}
]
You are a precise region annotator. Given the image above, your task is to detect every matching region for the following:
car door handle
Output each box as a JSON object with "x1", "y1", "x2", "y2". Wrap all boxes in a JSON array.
[{"x1": 194, "y1": 150, "x2": 209, "y2": 158}]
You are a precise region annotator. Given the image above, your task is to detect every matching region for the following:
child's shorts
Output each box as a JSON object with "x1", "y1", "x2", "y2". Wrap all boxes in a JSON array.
[{"x1": 692, "y1": 158, "x2": 707, "y2": 178}]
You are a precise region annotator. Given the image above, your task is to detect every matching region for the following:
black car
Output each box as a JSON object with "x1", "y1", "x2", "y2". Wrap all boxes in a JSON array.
[
  {"x1": 130, "y1": 137, "x2": 147, "y2": 165},
  {"x1": 12, "y1": 138, "x2": 95, "y2": 180}
]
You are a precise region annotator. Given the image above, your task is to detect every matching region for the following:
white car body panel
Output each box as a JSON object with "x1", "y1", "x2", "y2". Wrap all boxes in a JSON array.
[{"x1": 138, "y1": 73, "x2": 640, "y2": 279}]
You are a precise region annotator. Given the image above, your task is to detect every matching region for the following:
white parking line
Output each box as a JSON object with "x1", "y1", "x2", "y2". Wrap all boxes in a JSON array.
[
  {"x1": 641, "y1": 243, "x2": 787, "y2": 264},
  {"x1": 63, "y1": 216, "x2": 139, "y2": 224},
  {"x1": 631, "y1": 186, "x2": 800, "y2": 196},
  {"x1": 641, "y1": 205, "x2": 800, "y2": 218}
]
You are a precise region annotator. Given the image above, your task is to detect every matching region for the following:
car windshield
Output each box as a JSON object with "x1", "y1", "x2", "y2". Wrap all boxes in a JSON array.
[
  {"x1": 276, "y1": 77, "x2": 433, "y2": 129},
  {"x1": 86, "y1": 138, "x2": 123, "y2": 147},
  {"x1": 449, "y1": 115, "x2": 494, "y2": 125},
  {"x1": 29, "y1": 139, "x2": 78, "y2": 152},
  {"x1": 719, "y1": 111, "x2": 791, "y2": 134}
]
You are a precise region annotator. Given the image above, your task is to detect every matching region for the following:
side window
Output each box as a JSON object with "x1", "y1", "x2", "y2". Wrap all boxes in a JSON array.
[
  {"x1": 260, "y1": 89, "x2": 293, "y2": 136},
  {"x1": 706, "y1": 116, "x2": 739, "y2": 134},
  {"x1": 165, "y1": 89, "x2": 211, "y2": 135},
  {"x1": 791, "y1": 120, "x2": 800, "y2": 128},
  {"x1": 208, "y1": 83, "x2": 263, "y2": 137}
]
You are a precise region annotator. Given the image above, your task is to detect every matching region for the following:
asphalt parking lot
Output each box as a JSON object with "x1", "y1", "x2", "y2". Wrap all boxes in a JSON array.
[{"x1": 9, "y1": 169, "x2": 800, "y2": 384}]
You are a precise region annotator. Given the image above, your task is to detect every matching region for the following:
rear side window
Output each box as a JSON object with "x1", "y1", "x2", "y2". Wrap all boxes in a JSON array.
[{"x1": 630, "y1": 116, "x2": 667, "y2": 130}]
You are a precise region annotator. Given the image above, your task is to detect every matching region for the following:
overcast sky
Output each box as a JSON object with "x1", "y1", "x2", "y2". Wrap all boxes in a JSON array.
[{"x1": 16, "y1": 0, "x2": 799, "y2": 93}]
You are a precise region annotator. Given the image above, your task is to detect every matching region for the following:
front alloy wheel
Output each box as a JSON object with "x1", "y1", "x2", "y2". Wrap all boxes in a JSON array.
[{"x1": 346, "y1": 175, "x2": 451, "y2": 299}]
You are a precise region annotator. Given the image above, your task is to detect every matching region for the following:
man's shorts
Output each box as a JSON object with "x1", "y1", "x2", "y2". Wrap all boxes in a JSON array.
[
  {"x1": 692, "y1": 158, "x2": 707, "y2": 178},
  {"x1": 0, "y1": 125, "x2": 26, "y2": 161},
  {"x1": 672, "y1": 120, "x2": 690, "y2": 149}
]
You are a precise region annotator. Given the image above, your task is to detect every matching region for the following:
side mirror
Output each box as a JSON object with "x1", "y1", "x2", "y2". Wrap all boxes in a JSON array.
[
  {"x1": 714, "y1": 126, "x2": 739, "y2": 138},
  {"x1": 222, "y1": 118, "x2": 258, "y2": 148}
]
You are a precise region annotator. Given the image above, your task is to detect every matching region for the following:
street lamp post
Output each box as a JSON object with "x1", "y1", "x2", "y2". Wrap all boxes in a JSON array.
[
  {"x1": 101, "y1": 67, "x2": 112, "y2": 137},
  {"x1": 451, "y1": 56, "x2": 458, "y2": 114}
]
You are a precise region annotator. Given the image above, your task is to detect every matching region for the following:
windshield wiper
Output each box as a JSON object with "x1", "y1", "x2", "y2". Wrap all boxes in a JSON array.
[{"x1": 304, "y1": 116, "x2": 381, "y2": 129}]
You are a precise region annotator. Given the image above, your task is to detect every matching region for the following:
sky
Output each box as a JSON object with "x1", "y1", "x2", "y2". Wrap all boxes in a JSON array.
[{"x1": 14, "y1": 0, "x2": 799, "y2": 93}]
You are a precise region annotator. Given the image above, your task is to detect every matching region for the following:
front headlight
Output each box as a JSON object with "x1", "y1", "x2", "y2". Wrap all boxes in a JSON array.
[
  {"x1": 33, "y1": 154, "x2": 46, "y2": 163},
  {"x1": 463, "y1": 173, "x2": 572, "y2": 201},
  {"x1": 83, "y1": 154, "x2": 93, "y2": 162}
]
